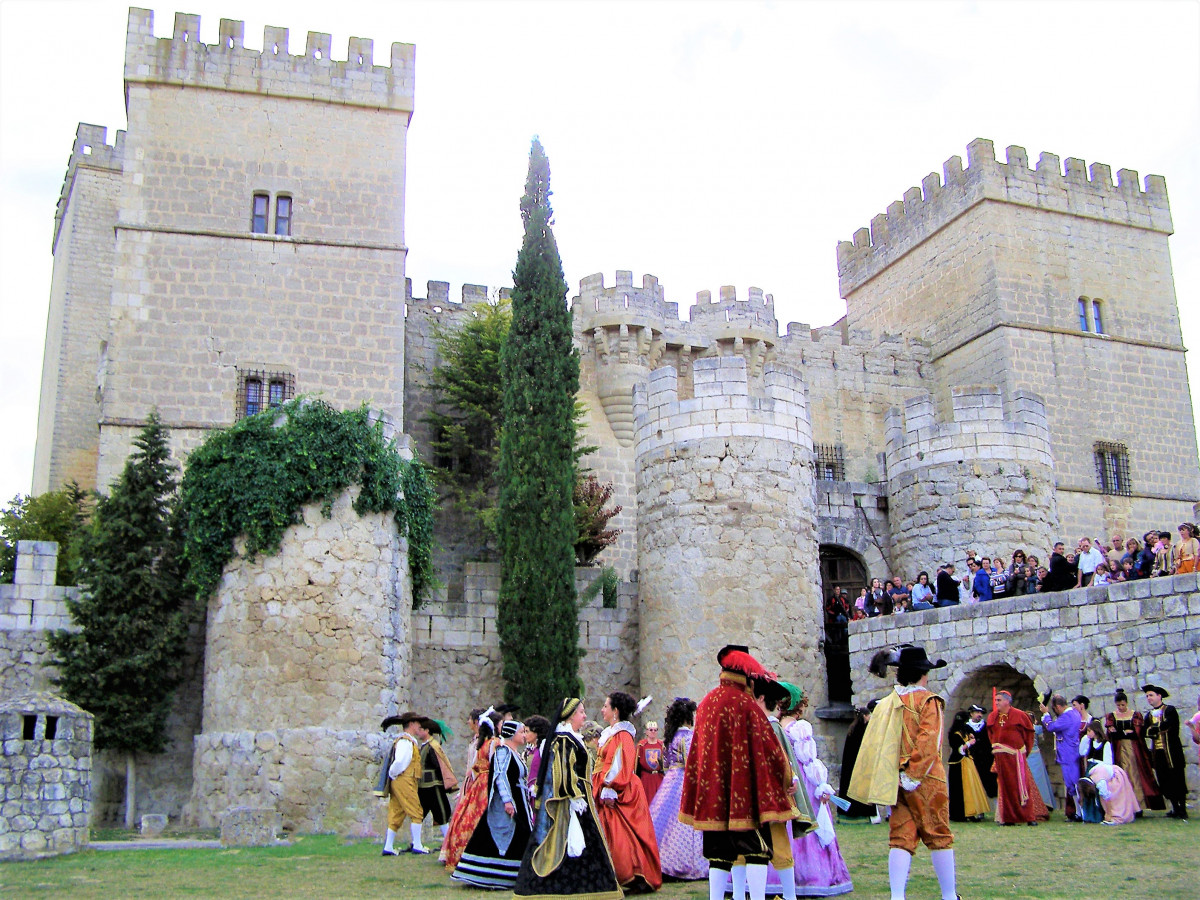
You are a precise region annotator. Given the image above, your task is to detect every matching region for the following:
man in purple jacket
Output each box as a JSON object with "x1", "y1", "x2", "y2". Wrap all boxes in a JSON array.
[{"x1": 1039, "y1": 694, "x2": 1083, "y2": 819}]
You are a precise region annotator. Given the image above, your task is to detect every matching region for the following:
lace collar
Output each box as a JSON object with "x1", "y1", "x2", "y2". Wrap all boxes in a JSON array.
[{"x1": 598, "y1": 720, "x2": 635, "y2": 748}]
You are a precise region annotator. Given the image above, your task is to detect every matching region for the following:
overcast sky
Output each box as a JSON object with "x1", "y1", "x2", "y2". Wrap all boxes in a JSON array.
[{"x1": 2, "y1": 0, "x2": 1198, "y2": 504}]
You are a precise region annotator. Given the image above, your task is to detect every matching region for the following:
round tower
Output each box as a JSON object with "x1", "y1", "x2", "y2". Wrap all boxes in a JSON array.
[
  {"x1": 884, "y1": 386, "x2": 1058, "y2": 578},
  {"x1": 632, "y1": 356, "x2": 823, "y2": 708}
]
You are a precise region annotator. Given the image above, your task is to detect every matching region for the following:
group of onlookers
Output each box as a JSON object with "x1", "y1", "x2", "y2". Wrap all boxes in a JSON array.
[{"x1": 825, "y1": 523, "x2": 1199, "y2": 624}]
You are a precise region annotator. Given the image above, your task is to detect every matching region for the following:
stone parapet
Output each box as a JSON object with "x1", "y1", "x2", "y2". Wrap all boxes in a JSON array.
[
  {"x1": 837, "y1": 138, "x2": 1173, "y2": 295},
  {"x1": 0, "y1": 542, "x2": 76, "y2": 633},
  {"x1": 53, "y1": 124, "x2": 124, "y2": 254},
  {"x1": 573, "y1": 271, "x2": 673, "y2": 332},
  {"x1": 124, "y1": 9, "x2": 415, "y2": 113}
]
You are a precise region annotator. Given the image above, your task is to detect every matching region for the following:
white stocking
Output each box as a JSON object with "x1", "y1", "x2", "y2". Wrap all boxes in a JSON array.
[
  {"x1": 709, "y1": 870, "x2": 728, "y2": 900},
  {"x1": 440, "y1": 823, "x2": 449, "y2": 837},
  {"x1": 930, "y1": 848, "x2": 957, "y2": 900},
  {"x1": 746, "y1": 863, "x2": 769, "y2": 900},
  {"x1": 383, "y1": 828, "x2": 396, "y2": 852},
  {"x1": 888, "y1": 847, "x2": 912, "y2": 900},
  {"x1": 775, "y1": 865, "x2": 797, "y2": 900},
  {"x1": 410, "y1": 822, "x2": 426, "y2": 850},
  {"x1": 731, "y1": 865, "x2": 747, "y2": 900}
]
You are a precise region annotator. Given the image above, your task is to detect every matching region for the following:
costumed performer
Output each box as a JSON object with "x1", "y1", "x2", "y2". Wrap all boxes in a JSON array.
[
  {"x1": 847, "y1": 644, "x2": 959, "y2": 900},
  {"x1": 1075, "y1": 720, "x2": 1111, "y2": 823},
  {"x1": 1141, "y1": 684, "x2": 1189, "y2": 819},
  {"x1": 594, "y1": 691, "x2": 663, "y2": 892},
  {"x1": 376, "y1": 712, "x2": 430, "y2": 855},
  {"x1": 649, "y1": 697, "x2": 707, "y2": 880},
  {"x1": 1103, "y1": 688, "x2": 1161, "y2": 811},
  {"x1": 1038, "y1": 694, "x2": 1081, "y2": 817},
  {"x1": 418, "y1": 718, "x2": 459, "y2": 843},
  {"x1": 443, "y1": 708, "x2": 501, "y2": 869},
  {"x1": 753, "y1": 675, "x2": 815, "y2": 900},
  {"x1": 1026, "y1": 724, "x2": 1056, "y2": 813},
  {"x1": 680, "y1": 645, "x2": 799, "y2": 900},
  {"x1": 780, "y1": 685, "x2": 853, "y2": 897},
  {"x1": 636, "y1": 720, "x2": 666, "y2": 804},
  {"x1": 837, "y1": 701, "x2": 877, "y2": 819},
  {"x1": 1078, "y1": 760, "x2": 1141, "y2": 825},
  {"x1": 452, "y1": 719, "x2": 536, "y2": 889},
  {"x1": 962, "y1": 705, "x2": 996, "y2": 799},
  {"x1": 524, "y1": 715, "x2": 552, "y2": 792},
  {"x1": 985, "y1": 691, "x2": 1048, "y2": 825},
  {"x1": 512, "y1": 697, "x2": 622, "y2": 900},
  {"x1": 947, "y1": 711, "x2": 989, "y2": 822}
]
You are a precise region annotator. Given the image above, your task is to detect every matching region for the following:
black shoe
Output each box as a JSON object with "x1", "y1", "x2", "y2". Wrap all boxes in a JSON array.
[
  {"x1": 381, "y1": 849, "x2": 398, "y2": 856},
  {"x1": 1027, "y1": 821, "x2": 1038, "y2": 826}
]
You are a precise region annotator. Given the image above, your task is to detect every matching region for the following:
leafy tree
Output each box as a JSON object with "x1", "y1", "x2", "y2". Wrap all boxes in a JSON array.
[
  {"x1": 426, "y1": 296, "x2": 512, "y2": 546},
  {"x1": 46, "y1": 413, "x2": 191, "y2": 828},
  {"x1": 574, "y1": 475, "x2": 622, "y2": 566},
  {"x1": 497, "y1": 139, "x2": 582, "y2": 715},
  {"x1": 0, "y1": 482, "x2": 92, "y2": 585}
]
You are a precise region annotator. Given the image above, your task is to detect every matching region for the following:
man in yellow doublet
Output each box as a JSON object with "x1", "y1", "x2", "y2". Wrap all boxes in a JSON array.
[{"x1": 381, "y1": 712, "x2": 429, "y2": 855}]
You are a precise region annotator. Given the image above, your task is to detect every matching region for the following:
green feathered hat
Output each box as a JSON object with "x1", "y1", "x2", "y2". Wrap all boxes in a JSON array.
[{"x1": 778, "y1": 680, "x2": 805, "y2": 710}]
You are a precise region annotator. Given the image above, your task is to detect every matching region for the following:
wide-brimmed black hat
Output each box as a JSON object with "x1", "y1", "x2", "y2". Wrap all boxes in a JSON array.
[
  {"x1": 898, "y1": 646, "x2": 947, "y2": 671},
  {"x1": 1141, "y1": 684, "x2": 1170, "y2": 698},
  {"x1": 381, "y1": 710, "x2": 425, "y2": 730}
]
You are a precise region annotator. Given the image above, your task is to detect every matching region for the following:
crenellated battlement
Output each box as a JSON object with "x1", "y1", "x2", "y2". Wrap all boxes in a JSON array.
[
  {"x1": 837, "y1": 138, "x2": 1173, "y2": 296},
  {"x1": 885, "y1": 385, "x2": 1052, "y2": 474},
  {"x1": 632, "y1": 356, "x2": 810, "y2": 458},
  {"x1": 572, "y1": 271, "x2": 677, "y2": 330},
  {"x1": 124, "y1": 9, "x2": 415, "y2": 112},
  {"x1": 405, "y1": 278, "x2": 509, "y2": 320},
  {"x1": 688, "y1": 285, "x2": 777, "y2": 335},
  {"x1": 53, "y1": 123, "x2": 125, "y2": 254}
]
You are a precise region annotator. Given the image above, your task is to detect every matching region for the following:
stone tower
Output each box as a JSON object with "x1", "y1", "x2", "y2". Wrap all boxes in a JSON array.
[
  {"x1": 884, "y1": 386, "x2": 1058, "y2": 578},
  {"x1": 33, "y1": 8, "x2": 416, "y2": 493},
  {"x1": 838, "y1": 138, "x2": 1200, "y2": 543},
  {"x1": 632, "y1": 355, "x2": 824, "y2": 708}
]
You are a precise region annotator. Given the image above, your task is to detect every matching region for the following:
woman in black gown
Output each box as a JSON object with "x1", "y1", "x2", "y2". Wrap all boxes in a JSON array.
[{"x1": 837, "y1": 701, "x2": 877, "y2": 818}]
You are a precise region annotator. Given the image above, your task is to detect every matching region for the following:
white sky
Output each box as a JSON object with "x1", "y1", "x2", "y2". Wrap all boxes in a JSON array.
[{"x1": 2, "y1": 0, "x2": 1198, "y2": 504}]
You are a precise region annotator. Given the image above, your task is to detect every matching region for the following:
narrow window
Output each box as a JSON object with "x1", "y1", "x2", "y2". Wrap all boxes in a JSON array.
[
  {"x1": 275, "y1": 195, "x2": 292, "y2": 236},
  {"x1": 22, "y1": 715, "x2": 37, "y2": 740},
  {"x1": 244, "y1": 377, "x2": 263, "y2": 417},
  {"x1": 268, "y1": 379, "x2": 286, "y2": 409},
  {"x1": 251, "y1": 193, "x2": 269, "y2": 234},
  {"x1": 815, "y1": 444, "x2": 846, "y2": 482},
  {"x1": 44, "y1": 716, "x2": 58, "y2": 740},
  {"x1": 1094, "y1": 442, "x2": 1131, "y2": 496},
  {"x1": 1078, "y1": 298, "x2": 1090, "y2": 332},
  {"x1": 1092, "y1": 300, "x2": 1104, "y2": 334}
]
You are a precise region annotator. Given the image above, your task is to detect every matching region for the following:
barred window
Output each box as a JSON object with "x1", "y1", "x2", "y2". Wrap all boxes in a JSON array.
[
  {"x1": 1094, "y1": 442, "x2": 1130, "y2": 496},
  {"x1": 237, "y1": 369, "x2": 295, "y2": 419},
  {"x1": 815, "y1": 443, "x2": 845, "y2": 481}
]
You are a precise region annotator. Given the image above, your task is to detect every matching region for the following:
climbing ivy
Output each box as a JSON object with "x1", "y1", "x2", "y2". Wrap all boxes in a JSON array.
[{"x1": 178, "y1": 400, "x2": 437, "y2": 608}]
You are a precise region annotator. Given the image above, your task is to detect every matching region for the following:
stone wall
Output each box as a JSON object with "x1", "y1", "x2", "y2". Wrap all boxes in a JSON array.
[
  {"x1": 410, "y1": 562, "x2": 640, "y2": 768},
  {"x1": 848, "y1": 571, "x2": 1200, "y2": 798},
  {"x1": 189, "y1": 487, "x2": 409, "y2": 833},
  {"x1": 633, "y1": 356, "x2": 825, "y2": 713}
]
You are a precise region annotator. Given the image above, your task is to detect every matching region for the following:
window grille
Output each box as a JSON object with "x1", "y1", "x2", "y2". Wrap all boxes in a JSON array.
[
  {"x1": 237, "y1": 369, "x2": 295, "y2": 419},
  {"x1": 815, "y1": 443, "x2": 845, "y2": 481},
  {"x1": 1094, "y1": 441, "x2": 1131, "y2": 496}
]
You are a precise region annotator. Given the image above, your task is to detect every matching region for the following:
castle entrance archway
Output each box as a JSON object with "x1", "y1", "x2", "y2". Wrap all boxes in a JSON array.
[
  {"x1": 819, "y1": 545, "x2": 868, "y2": 709},
  {"x1": 946, "y1": 663, "x2": 1037, "y2": 718}
]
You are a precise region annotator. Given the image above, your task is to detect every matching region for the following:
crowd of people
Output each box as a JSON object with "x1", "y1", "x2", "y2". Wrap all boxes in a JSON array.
[
  {"x1": 377, "y1": 650, "x2": 1198, "y2": 900},
  {"x1": 825, "y1": 523, "x2": 1200, "y2": 623}
]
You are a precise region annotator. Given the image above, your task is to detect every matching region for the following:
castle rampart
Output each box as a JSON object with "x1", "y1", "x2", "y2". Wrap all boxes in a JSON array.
[
  {"x1": 633, "y1": 356, "x2": 824, "y2": 713},
  {"x1": 52, "y1": 124, "x2": 124, "y2": 255},
  {"x1": 125, "y1": 9, "x2": 415, "y2": 114},
  {"x1": 884, "y1": 386, "x2": 1057, "y2": 579},
  {"x1": 837, "y1": 138, "x2": 1172, "y2": 296}
]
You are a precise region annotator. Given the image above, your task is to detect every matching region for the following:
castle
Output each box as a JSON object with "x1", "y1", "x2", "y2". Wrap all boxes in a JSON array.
[{"x1": 18, "y1": 8, "x2": 1200, "y2": 830}]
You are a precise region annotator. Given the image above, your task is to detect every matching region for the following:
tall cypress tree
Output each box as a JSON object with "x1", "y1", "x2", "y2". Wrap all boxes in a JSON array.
[
  {"x1": 47, "y1": 411, "x2": 190, "y2": 828},
  {"x1": 497, "y1": 139, "x2": 581, "y2": 715}
]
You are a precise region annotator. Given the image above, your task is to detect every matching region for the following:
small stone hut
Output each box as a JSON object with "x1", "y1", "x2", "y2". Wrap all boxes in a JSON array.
[{"x1": 0, "y1": 692, "x2": 93, "y2": 860}]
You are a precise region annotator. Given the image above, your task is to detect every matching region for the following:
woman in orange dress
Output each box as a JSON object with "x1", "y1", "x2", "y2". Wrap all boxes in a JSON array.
[
  {"x1": 442, "y1": 709, "x2": 500, "y2": 870},
  {"x1": 1173, "y1": 522, "x2": 1198, "y2": 574},
  {"x1": 593, "y1": 691, "x2": 662, "y2": 892}
]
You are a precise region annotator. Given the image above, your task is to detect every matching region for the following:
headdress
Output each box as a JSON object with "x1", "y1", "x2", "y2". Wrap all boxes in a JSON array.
[
  {"x1": 645, "y1": 721, "x2": 659, "y2": 731},
  {"x1": 557, "y1": 697, "x2": 582, "y2": 723},
  {"x1": 719, "y1": 649, "x2": 767, "y2": 678},
  {"x1": 380, "y1": 710, "x2": 424, "y2": 730},
  {"x1": 968, "y1": 704, "x2": 985, "y2": 714},
  {"x1": 477, "y1": 706, "x2": 497, "y2": 727},
  {"x1": 868, "y1": 644, "x2": 946, "y2": 678},
  {"x1": 634, "y1": 696, "x2": 653, "y2": 718},
  {"x1": 777, "y1": 680, "x2": 805, "y2": 710},
  {"x1": 499, "y1": 720, "x2": 522, "y2": 739}
]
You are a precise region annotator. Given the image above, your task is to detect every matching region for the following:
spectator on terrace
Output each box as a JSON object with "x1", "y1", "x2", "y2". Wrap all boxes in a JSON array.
[
  {"x1": 1119, "y1": 560, "x2": 1136, "y2": 582},
  {"x1": 867, "y1": 578, "x2": 887, "y2": 617},
  {"x1": 1121, "y1": 538, "x2": 1141, "y2": 576},
  {"x1": 1036, "y1": 566, "x2": 1050, "y2": 590},
  {"x1": 1021, "y1": 565, "x2": 1039, "y2": 595},
  {"x1": 1137, "y1": 533, "x2": 1158, "y2": 579},
  {"x1": 1174, "y1": 523, "x2": 1198, "y2": 574},
  {"x1": 1006, "y1": 550, "x2": 1027, "y2": 580},
  {"x1": 1042, "y1": 543, "x2": 1076, "y2": 593},
  {"x1": 969, "y1": 558, "x2": 992, "y2": 602},
  {"x1": 1076, "y1": 537, "x2": 1105, "y2": 587},
  {"x1": 855, "y1": 587, "x2": 868, "y2": 617},
  {"x1": 989, "y1": 557, "x2": 1009, "y2": 599},
  {"x1": 935, "y1": 563, "x2": 960, "y2": 607},
  {"x1": 886, "y1": 576, "x2": 910, "y2": 614},
  {"x1": 1106, "y1": 534, "x2": 1125, "y2": 570},
  {"x1": 911, "y1": 572, "x2": 935, "y2": 610},
  {"x1": 1093, "y1": 563, "x2": 1112, "y2": 586},
  {"x1": 1152, "y1": 531, "x2": 1173, "y2": 577},
  {"x1": 1009, "y1": 565, "x2": 1027, "y2": 596},
  {"x1": 825, "y1": 587, "x2": 850, "y2": 626}
]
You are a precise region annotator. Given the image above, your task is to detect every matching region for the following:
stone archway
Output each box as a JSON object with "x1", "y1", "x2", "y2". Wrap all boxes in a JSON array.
[
  {"x1": 946, "y1": 663, "x2": 1037, "y2": 718},
  {"x1": 819, "y1": 545, "x2": 868, "y2": 708}
]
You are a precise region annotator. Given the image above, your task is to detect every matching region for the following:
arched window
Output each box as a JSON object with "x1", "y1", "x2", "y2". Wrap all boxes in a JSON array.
[
  {"x1": 250, "y1": 193, "x2": 269, "y2": 234},
  {"x1": 1091, "y1": 299, "x2": 1104, "y2": 334},
  {"x1": 1077, "y1": 297, "x2": 1090, "y2": 332}
]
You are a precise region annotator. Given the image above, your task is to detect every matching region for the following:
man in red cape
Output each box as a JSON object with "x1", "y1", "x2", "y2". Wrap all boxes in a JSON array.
[
  {"x1": 986, "y1": 690, "x2": 1048, "y2": 824},
  {"x1": 680, "y1": 645, "x2": 799, "y2": 900}
]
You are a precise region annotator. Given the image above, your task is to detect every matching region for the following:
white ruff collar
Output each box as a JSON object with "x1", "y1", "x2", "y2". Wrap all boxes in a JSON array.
[
  {"x1": 599, "y1": 721, "x2": 635, "y2": 747},
  {"x1": 895, "y1": 684, "x2": 925, "y2": 696},
  {"x1": 966, "y1": 719, "x2": 985, "y2": 732},
  {"x1": 556, "y1": 722, "x2": 581, "y2": 736}
]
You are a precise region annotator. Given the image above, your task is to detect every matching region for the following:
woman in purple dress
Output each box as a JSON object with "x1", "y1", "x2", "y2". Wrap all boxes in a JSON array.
[
  {"x1": 779, "y1": 691, "x2": 853, "y2": 897},
  {"x1": 647, "y1": 697, "x2": 707, "y2": 880}
]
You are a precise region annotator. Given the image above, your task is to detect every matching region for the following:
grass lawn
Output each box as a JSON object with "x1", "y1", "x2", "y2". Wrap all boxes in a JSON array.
[{"x1": 0, "y1": 816, "x2": 1194, "y2": 899}]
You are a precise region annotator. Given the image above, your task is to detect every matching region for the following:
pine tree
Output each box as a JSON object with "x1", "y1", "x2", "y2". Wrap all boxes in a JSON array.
[
  {"x1": 497, "y1": 139, "x2": 582, "y2": 715},
  {"x1": 47, "y1": 412, "x2": 191, "y2": 828}
]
